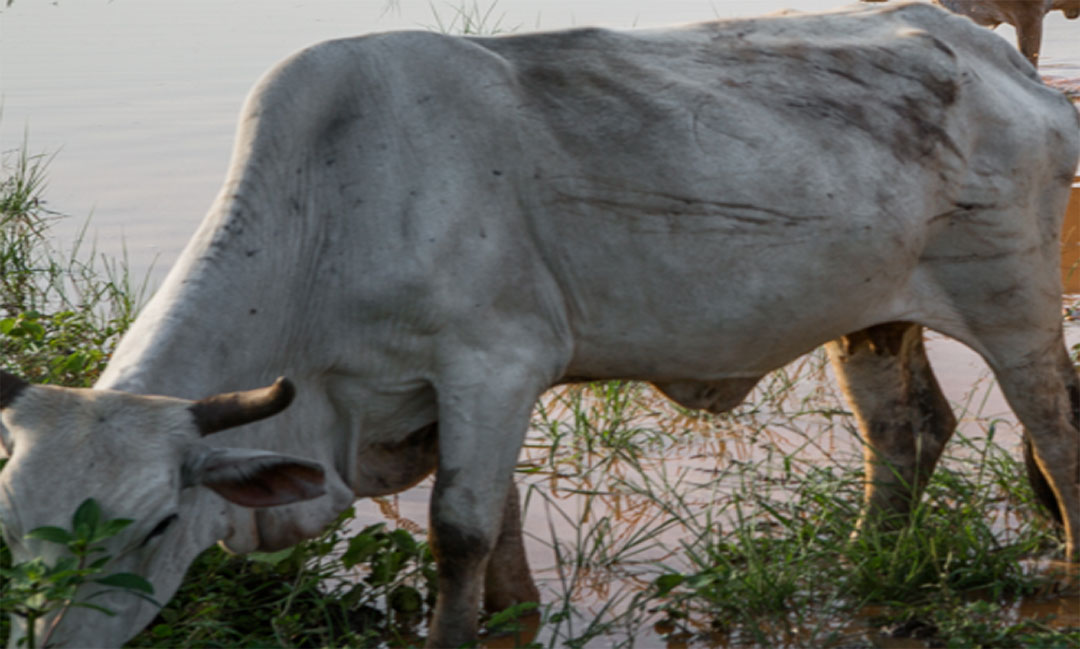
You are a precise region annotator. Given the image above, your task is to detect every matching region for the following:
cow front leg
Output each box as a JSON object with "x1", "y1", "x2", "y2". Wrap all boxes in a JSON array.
[
  {"x1": 426, "y1": 363, "x2": 547, "y2": 649},
  {"x1": 826, "y1": 322, "x2": 956, "y2": 530},
  {"x1": 484, "y1": 483, "x2": 540, "y2": 613},
  {"x1": 1012, "y1": 6, "x2": 1045, "y2": 67}
]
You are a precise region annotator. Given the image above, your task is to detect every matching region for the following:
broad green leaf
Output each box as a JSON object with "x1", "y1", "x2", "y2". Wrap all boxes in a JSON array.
[
  {"x1": 60, "y1": 352, "x2": 88, "y2": 374},
  {"x1": 72, "y1": 498, "x2": 102, "y2": 536},
  {"x1": 25, "y1": 526, "x2": 73, "y2": 545},
  {"x1": 68, "y1": 601, "x2": 117, "y2": 616},
  {"x1": 654, "y1": 573, "x2": 684, "y2": 596},
  {"x1": 93, "y1": 518, "x2": 134, "y2": 542},
  {"x1": 247, "y1": 548, "x2": 294, "y2": 566},
  {"x1": 390, "y1": 528, "x2": 417, "y2": 554},
  {"x1": 51, "y1": 556, "x2": 79, "y2": 574},
  {"x1": 151, "y1": 624, "x2": 174, "y2": 639},
  {"x1": 89, "y1": 557, "x2": 110, "y2": 570},
  {"x1": 94, "y1": 572, "x2": 154, "y2": 594},
  {"x1": 388, "y1": 585, "x2": 422, "y2": 614},
  {"x1": 358, "y1": 523, "x2": 387, "y2": 537},
  {"x1": 485, "y1": 601, "x2": 538, "y2": 630},
  {"x1": 342, "y1": 534, "x2": 380, "y2": 569}
]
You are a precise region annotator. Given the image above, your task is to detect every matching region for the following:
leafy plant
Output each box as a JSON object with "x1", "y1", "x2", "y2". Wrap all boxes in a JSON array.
[
  {"x1": 126, "y1": 511, "x2": 437, "y2": 648},
  {"x1": 0, "y1": 499, "x2": 155, "y2": 649}
]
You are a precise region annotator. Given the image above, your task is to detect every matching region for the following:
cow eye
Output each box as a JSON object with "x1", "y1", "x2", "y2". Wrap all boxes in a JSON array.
[{"x1": 141, "y1": 513, "x2": 178, "y2": 547}]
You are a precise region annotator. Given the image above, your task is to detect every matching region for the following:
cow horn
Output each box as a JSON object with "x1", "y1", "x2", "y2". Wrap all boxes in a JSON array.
[
  {"x1": 1, "y1": 371, "x2": 29, "y2": 409},
  {"x1": 189, "y1": 377, "x2": 296, "y2": 436}
]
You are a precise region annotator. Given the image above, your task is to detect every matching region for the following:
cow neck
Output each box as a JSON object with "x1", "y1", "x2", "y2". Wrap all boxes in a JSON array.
[{"x1": 95, "y1": 179, "x2": 314, "y2": 402}]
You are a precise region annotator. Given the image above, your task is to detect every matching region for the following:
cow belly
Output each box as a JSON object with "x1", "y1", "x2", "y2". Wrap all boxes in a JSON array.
[
  {"x1": 548, "y1": 211, "x2": 923, "y2": 380},
  {"x1": 652, "y1": 377, "x2": 761, "y2": 414}
]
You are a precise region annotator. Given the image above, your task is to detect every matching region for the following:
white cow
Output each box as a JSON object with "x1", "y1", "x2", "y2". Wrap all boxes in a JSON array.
[{"x1": 2, "y1": 2, "x2": 1078, "y2": 647}]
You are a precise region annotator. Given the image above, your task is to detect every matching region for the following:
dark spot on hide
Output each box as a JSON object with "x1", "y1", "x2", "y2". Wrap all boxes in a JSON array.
[
  {"x1": 319, "y1": 112, "x2": 362, "y2": 151},
  {"x1": 245, "y1": 249, "x2": 259, "y2": 258},
  {"x1": 925, "y1": 35, "x2": 958, "y2": 61},
  {"x1": 885, "y1": 93, "x2": 959, "y2": 161},
  {"x1": 824, "y1": 66, "x2": 871, "y2": 87},
  {"x1": 139, "y1": 513, "x2": 179, "y2": 548},
  {"x1": 249, "y1": 309, "x2": 258, "y2": 315}
]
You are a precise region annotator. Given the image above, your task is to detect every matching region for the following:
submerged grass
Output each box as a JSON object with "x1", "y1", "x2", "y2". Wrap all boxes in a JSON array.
[
  {"x1": 521, "y1": 359, "x2": 1078, "y2": 648},
  {"x1": 3, "y1": 144, "x2": 1079, "y2": 648}
]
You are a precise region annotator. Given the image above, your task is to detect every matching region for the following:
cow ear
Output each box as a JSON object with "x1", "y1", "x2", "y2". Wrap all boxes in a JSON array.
[
  {"x1": 0, "y1": 371, "x2": 30, "y2": 459},
  {"x1": 1, "y1": 371, "x2": 29, "y2": 410},
  {"x1": 182, "y1": 446, "x2": 326, "y2": 508}
]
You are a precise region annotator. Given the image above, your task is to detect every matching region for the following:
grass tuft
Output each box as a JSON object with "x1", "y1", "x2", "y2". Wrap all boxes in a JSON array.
[{"x1": 0, "y1": 137, "x2": 145, "y2": 387}]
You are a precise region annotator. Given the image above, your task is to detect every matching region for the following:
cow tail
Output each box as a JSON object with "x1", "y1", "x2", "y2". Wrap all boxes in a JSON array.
[{"x1": 1023, "y1": 434, "x2": 1064, "y2": 525}]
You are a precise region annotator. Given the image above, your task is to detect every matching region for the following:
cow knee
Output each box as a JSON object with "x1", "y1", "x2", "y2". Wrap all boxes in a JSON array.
[{"x1": 430, "y1": 514, "x2": 493, "y2": 576}]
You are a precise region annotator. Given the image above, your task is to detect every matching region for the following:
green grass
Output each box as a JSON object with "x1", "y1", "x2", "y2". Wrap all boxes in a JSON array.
[
  {"x1": 0, "y1": 138, "x2": 144, "y2": 387},
  {"x1": 3, "y1": 139, "x2": 1079, "y2": 648},
  {"x1": 124, "y1": 514, "x2": 437, "y2": 648},
  {"x1": 519, "y1": 357, "x2": 1077, "y2": 647}
]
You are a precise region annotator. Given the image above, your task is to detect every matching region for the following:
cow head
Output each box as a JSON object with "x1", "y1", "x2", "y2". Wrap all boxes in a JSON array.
[{"x1": 0, "y1": 372, "x2": 327, "y2": 648}]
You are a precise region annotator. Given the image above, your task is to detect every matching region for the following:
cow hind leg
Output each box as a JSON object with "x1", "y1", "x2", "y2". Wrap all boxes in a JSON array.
[
  {"x1": 826, "y1": 322, "x2": 957, "y2": 531},
  {"x1": 978, "y1": 337, "x2": 1080, "y2": 558}
]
